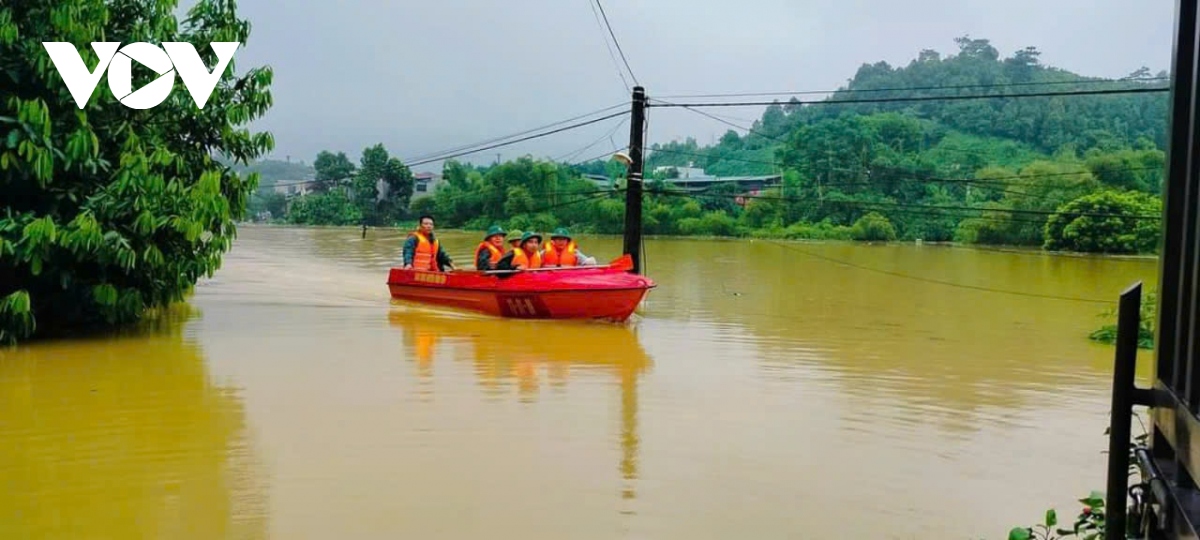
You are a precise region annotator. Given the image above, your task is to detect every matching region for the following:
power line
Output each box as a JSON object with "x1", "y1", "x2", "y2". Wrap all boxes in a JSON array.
[
  {"x1": 655, "y1": 76, "x2": 1171, "y2": 100},
  {"x1": 809, "y1": 179, "x2": 1067, "y2": 201},
  {"x1": 554, "y1": 116, "x2": 628, "y2": 162},
  {"x1": 586, "y1": 0, "x2": 630, "y2": 92},
  {"x1": 593, "y1": 0, "x2": 639, "y2": 86},
  {"x1": 648, "y1": 86, "x2": 1170, "y2": 109},
  {"x1": 642, "y1": 182, "x2": 1055, "y2": 226},
  {"x1": 652, "y1": 97, "x2": 1052, "y2": 165},
  {"x1": 400, "y1": 103, "x2": 627, "y2": 164},
  {"x1": 405, "y1": 111, "x2": 627, "y2": 167},
  {"x1": 647, "y1": 147, "x2": 775, "y2": 167},
  {"x1": 644, "y1": 146, "x2": 1160, "y2": 188},
  {"x1": 870, "y1": 164, "x2": 1161, "y2": 186},
  {"x1": 634, "y1": 168, "x2": 1039, "y2": 204},
  {"x1": 570, "y1": 145, "x2": 626, "y2": 166},
  {"x1": 654, "y1": 96, "x2": 1018, "y2": 168},
  {"x1": 653, "y1": 97, "x2": 791, "y2": 144},
  {"x1": 647, "y1": 188, "x2": 1162, "y2": 221}
]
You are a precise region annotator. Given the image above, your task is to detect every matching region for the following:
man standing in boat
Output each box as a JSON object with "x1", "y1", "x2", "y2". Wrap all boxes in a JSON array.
[
  {"x1": 474, "y1": 225, "x2": 507, "y2": 271},
  {"x1": 402, "y1": 215, "x2": 455, "y2": 272},
  {"x1": 542, "y1": 227, "x2": 597, "y2": 267}
]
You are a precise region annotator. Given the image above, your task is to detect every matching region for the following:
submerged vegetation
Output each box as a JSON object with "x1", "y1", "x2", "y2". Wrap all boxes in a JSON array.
[{"x1": 1089, "y1": 290, "x2": 1158, "y2": 350}]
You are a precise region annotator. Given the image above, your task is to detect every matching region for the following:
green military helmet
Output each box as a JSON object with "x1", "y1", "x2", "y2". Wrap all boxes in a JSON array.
[
  {"x1": 520, "y1": 231, "x2": 543, "y2": 245},
  {"x1": 507, "y1": 230, "x2": 524, "y2": 246},
  {"x1": 484, "y1": 225, "x2": 507, "y2": 241},
  {"x1": 550, "y1": 227, "x2": 571, "y2": 240}
]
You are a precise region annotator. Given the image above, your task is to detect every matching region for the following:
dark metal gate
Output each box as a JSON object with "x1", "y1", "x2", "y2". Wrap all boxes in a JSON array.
[{"x1": 1108, "y1": 0, "x2": 1200, "y2": 538}]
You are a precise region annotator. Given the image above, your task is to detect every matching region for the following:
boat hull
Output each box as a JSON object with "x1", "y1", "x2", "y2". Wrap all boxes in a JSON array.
[{"x1": 386, "y1": 260, "x2": 654, "y2": 322}]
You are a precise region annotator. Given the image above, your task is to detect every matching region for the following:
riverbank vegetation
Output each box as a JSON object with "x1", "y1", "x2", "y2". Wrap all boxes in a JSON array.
[
  {"x1": 0, "y1": 0, "x2": 273, "y2": 343},
  {"x1": 1089, "y1": 290, "x2": 1157, "y2": 350},
  {"x1": 245, "y1": 144, "x2": 414, "y2": 227},
  {"x1": 258, "y1": 37, "x2": 1166, "y2": 257}
]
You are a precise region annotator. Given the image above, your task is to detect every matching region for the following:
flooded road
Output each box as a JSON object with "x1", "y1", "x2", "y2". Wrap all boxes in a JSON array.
[{"x1": 0, "y1": 225, "x2": 1160, "y2": 539}]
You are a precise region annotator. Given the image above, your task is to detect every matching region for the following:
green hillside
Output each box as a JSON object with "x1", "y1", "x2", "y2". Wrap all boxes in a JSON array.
[
  {"x1": 226, "y1": 158, "x2": 315, "y2": 189},
  {"x1": 614, "y1": 36, "x2": 1168, "y2": 251}
]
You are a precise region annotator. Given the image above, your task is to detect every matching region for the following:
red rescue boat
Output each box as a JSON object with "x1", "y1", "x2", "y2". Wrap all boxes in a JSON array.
[{"x1": 386, "y1": 254, "x2": 655, "y2": 322}]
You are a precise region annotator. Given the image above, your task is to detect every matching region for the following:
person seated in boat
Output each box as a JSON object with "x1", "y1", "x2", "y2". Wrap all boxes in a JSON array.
[
  {"x1": 474, "y1": 225, "x2": 507, "y2": 271},
  {"x1": 402, "y1": 214, "x2": 455, "y2": 272},
  {"x1": 495, "y1": 231, "x2": 543, "y2": 271},
  {"x1": 506, "y1": 230, "x2": 524, "y2": 252},
  {"x1": 542, "y1": 227, "x2": 598, "y2": 267}
]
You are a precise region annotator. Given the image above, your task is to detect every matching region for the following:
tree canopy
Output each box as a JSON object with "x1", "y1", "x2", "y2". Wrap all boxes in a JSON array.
[{"x1": 1, "y1": 0, "x2": 274, "y2": 343}]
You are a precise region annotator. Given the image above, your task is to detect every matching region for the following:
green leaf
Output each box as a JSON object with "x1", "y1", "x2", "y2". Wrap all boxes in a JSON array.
[
  {"x1": 5, "y1": 290, "x2": 30, "y2": 314},
  {"x1": 1008, "y1": 527, "x2": 1032, "y2": 540},
  {"x1": 1045, "y1": 509, "x2": 1057, "y2": 528},
  {"x1": 92, "y1": 284, "x2": 117, "y2": 307},
  {"x1": 1079, "y1": 491, "x2": 1105, "y2": 507}
]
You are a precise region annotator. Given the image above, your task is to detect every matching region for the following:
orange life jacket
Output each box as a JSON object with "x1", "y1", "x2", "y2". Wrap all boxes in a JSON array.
[
  {"x1": 410, "y1": 231, "x2": 439, "y2": 271},
  {"x1": 512, "y1": 247, "x2": 543, "y2": 269},
  {"x1": 475, "y1": 242, "x2": 504, "y2": 267},
  {"x1": 543, "y1": 241, "x2": 578, "y2": 267}
]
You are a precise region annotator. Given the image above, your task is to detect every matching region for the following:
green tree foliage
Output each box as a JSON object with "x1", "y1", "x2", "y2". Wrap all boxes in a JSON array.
[
  {"x1": 276, "y1": 144, "x2": 413, "y2": 227},
  {"x1": 558, "y1": 38, "x2": 1168, "y2": 252},
  {"x1": 352, "y1": 143, "x2": 414, "y2": 226},
  {"x1": 246, "y1": 190, "x2": 286, "y2": 220},
  {"x1": 0, "y1": 0, "x2": 274, "y2": 343},
  {"x1": 850, "y1": 212, "x2": 898, "y2": 241},
  {"x1": 424, "y1": 156, "x2": 605, "y2": 234},
  {"x1": 312, "y1": 150, "x2": 355, "y2": 193},
  {"x1": 1044, "y1": 190, "x2": 1162, "y2": 254},
  {"x1": 805, "y1": 36, "x2": 1168, "y2": 153},
  {"x1": 285, "y1": 189, "x2": 361, "y2": 226}
]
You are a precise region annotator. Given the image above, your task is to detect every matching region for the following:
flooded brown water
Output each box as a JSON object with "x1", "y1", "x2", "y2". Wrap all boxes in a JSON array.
[{"x1": 0, "y1": 225, "x2": 1159, "y2": 539}]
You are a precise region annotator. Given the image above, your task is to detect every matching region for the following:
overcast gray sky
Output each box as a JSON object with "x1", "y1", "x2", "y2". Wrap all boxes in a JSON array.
[{"x1": 226, "y1": 0, "x2": 1175, "y2": 173}]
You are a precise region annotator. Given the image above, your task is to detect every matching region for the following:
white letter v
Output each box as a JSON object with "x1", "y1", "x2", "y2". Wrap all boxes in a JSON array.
[
  {"x1": 163, "y1": 42, "x2": 240, "y2": 109},
  {"x1": 42, "y1": 42, "x2": 120, "y2": 109}
]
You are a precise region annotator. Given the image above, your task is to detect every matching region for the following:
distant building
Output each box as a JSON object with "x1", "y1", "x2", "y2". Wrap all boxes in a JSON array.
[
  {"x1": 412, "y1": 172, "x2": 443, "y2": 198},
  {"x1": 273, "y1": 179, "x2": 319, "y2": 197},
  {"x1": 583, "y1": 167, "x2": 780, "y2": 195},
  {"x1": 582, "y1": 174, "x2": 615, "y2": 188},
  {"x1": 654, "y1": 166, "x2": 707, "y2": 179},
  {"x1": 668, "y1": 173, "x2": 781, "y2": 193}
]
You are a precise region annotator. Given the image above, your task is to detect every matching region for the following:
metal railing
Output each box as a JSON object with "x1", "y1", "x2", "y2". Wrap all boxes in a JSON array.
[{"x1": 1107, "y1": 2, "x2": 1200, "y2": 538}]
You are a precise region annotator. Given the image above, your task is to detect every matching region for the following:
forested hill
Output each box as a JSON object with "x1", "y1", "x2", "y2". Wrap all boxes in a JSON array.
[
  {"x1": 226, "y1": 159, "x2": 315, "y2": 188},
  {"x1": 641, "y1": 36, "x2": 1169, "y2": 177},
  {"x1": 796, "y1": 37, "x2": 1167, "y2": 151},
  {"x1": 558, "y1": 36, "x2": 1170, "y2": 254}
]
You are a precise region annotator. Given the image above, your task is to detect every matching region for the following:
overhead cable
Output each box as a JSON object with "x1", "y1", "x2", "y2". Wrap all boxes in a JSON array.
[
  {"x1": 648, "y1": 87, "x2": 1170, "y2": 109},
  {"x1": 655, "y1": 76, "x2": 1171, "y2": 100},
  {"x1": 400, "y1": 103, "x2": 627, "y2": 164}
]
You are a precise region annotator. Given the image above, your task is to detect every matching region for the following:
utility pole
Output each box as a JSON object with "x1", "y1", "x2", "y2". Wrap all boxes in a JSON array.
[{"x1": 622, "y1": 86, "x2": 647, "y2": 274}]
